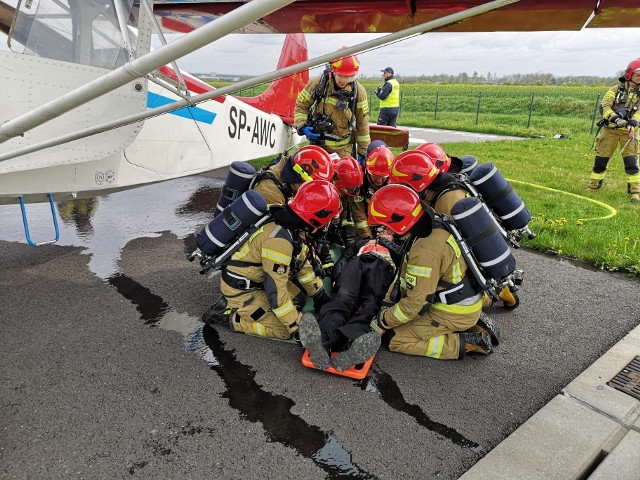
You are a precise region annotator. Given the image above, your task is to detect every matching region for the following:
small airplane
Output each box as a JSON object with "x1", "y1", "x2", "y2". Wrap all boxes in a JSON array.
[{"x1": 0, "y1": 0, "x2": 637, "y2": 245}]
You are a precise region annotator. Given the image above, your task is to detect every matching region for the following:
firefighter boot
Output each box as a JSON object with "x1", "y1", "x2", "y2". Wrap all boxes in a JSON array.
[
  {"x1": 628, "y1": 182, "x2": 640, "y2": 203},
  {"x1": 332, "y1": 332, "x2": 381, "y2": 372},
  {"x1": 461, "y1": 331, "x2": 493, "y2": 355},
  {"x1": 298, "y1": 313, "x2": 330, "y2": 371},
  {"x1": 587, "y1": 178, "x2": 603, "y2": 190},
  {"x1": 202, "y1": 295, "x2": 231, "y2": 327},
  {"x1": 498, "y1": 285, "x2": 519, "y2": 310},
  {"x1": 481, "y1": 292, "x2": 493, "y2": 309},
  {"x1": 470, "y1": 312, "x2": 501, "y2": 346}
]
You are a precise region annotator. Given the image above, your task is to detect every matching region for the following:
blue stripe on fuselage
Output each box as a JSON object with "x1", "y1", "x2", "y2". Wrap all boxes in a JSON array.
[{"x1": 147, "y1": 92, "x2": 216, "y2": 124}]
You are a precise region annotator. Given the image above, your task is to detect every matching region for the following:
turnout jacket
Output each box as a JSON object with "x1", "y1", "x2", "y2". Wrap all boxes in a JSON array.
[
  {"x1": 601, "y1": 82, "x2": 640, "y2": 129},
  {"x1": 378, "y1": 227, "x2": 483, "y2": 330},
  {"x1": 220, "y1": 221, "x2": 323, "y2": 332},
  {"x1": 252, "y1": 156, "x2": 297, "y2": 207},
  {"x1": 423, "y1": 173, "x2": 469, "y2": 216},
  {"x1": 294, "y1": 75, "x2": 371, "y2": 158}
]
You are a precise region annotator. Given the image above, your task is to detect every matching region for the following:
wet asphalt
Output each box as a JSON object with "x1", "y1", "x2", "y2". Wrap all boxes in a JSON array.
[{"x1": 1, "y1": 166, "x2": 639, "y2": 479}]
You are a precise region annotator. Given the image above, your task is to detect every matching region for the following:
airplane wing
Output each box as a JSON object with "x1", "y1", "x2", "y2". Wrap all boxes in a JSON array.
[{"x1": 153, "y1": 0, "x2": 640, "y2": 34}]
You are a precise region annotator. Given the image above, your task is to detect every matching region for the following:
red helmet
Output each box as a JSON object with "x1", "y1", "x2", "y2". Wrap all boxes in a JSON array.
[
  {"x1": 330, "y1": 47, "x2": 360, "y2": 77},
  {"x1": 334, "y1": 156, "x2": 363, "y2": 196},
  {"x1": 289, "y1": 180, "x2": 342, "y2": 229},
  {"x1": 368, "y1": 184, "x2": 424, "y2": 235},
  {"x1": 624, "y1": 58, "x2": 640, "y2": 81},
  {"x1": 416, "y1": 143, "x2": 450, "y2": 173},
  {"x1": 292, "y1": 145, "x2": 334, "y2": 182},
  {"x1": 389, "y1": 150, "x2": 438, "y2": 193},
  {"x1": 365, "y1": 145, "x2": 393, "y2": 177}
]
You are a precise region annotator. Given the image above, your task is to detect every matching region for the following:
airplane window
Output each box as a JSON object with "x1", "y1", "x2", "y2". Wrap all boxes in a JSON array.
[{"x1": 7, "y1": 0, "x2": 135, "y2": 69}]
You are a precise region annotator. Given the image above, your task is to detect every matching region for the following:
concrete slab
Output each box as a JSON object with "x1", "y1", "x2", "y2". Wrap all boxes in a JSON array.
[
  {"x1": 563, "y1": 325, "x2": 640, "y2": 426},
  {"x1": 459, "y1": 394, "x2": 627, "y2": 480},
  {"x1": 589, "y1": 429, "x2": 640, "y2": 480}
]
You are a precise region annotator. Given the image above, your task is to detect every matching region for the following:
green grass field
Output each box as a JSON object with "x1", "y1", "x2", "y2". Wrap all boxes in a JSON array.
[{"x1": 216, "y1": 81, "x2": 639, "y2": 277}]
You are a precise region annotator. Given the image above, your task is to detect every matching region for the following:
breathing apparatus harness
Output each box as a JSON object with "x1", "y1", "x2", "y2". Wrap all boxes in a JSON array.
[
  {"x1": 381, "y1": 204, "x2": 515, "y2": 313},
  {"x1": 594, "y1": 82, "x2": 640, "y2": 145},
  {"x1": 307, "y1": 68, "x2": 359, "y2": 157},
  {"x1": 429, "y1": 172, "x2": 532, "y2": 247}
]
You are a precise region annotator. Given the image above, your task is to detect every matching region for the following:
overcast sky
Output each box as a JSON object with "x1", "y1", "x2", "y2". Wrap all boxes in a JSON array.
[
  {"x1": 159, "y1": 28, "x2": 640, "y2": 79},
  {"x1": 2, "y1": 22, "x2": 638, "y2": 79}
]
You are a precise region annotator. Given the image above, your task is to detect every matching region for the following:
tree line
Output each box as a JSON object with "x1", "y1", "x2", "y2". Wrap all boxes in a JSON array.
[{"x1": 361, "y1": 71, "x2": 621, "y2": 86}]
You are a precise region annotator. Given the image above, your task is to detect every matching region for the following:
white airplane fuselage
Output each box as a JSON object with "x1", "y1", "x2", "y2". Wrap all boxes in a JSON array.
[
  {"x1": 0, "y1": 49, "x2": 296, "y2": 205},
  {"x1": 0, "y1": 0, "x2": 299, "y2": 205}
]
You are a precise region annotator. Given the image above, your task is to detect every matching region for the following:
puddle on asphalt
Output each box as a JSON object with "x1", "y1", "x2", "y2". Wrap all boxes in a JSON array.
[
  {"x1": 108, "y1": 271, "x2": 373, "y2": 478},
  {"x1": 363, "y1": 366, "x2": 485, "y2": 455},
  {"x1": 108, "y1": 269, "x2": 484, "y2": 471},
  {"x1": 0, "y1": 176, "x2": 222, "y2": 278}
]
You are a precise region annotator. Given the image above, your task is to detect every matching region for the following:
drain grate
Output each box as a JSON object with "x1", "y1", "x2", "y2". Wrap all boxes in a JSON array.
[{"x1": 608, "y1": 356, "x2": 640, "y2": 401}]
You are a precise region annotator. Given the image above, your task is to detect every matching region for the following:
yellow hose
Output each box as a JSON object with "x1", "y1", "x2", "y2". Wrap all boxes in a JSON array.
[{"x1": 506, "y1": 179, "x2": 617, "y2": 222}]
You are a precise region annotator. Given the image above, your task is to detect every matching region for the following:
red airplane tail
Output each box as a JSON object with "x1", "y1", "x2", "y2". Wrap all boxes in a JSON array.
[{"x1": 237, "y1": 33, "x2": 308, "y2": 124}]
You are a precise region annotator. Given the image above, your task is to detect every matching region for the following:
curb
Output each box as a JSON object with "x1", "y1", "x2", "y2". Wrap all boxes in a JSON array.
[{"x1": 460, "y1": 323, "x2": 640, "y2": 480}]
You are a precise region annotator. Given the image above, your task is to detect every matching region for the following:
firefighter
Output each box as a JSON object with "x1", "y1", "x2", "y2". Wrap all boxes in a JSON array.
[
  {"x1": 332, "y1": 155, "x2": 368, "y2": 243},
  {"x1": 389, "y1": 149, "x2": 520, "y2": 310},
  {"x1": 251, "y1": 145, "x2": 334, "y2": 206},
  {"x1": 298, "y1": 234, "x2": 396, "y2": 372},
  {"x1": 588, "y1": 58, "x2": 640, "y2": 202},
  {"x1": 207, "y1": 181, "x2": 341, "y2": 341},
  {"x1": 347, "y1": 143, "x2": 395, "y2": 239},
  {"x1": 390, "y1": 149, "x2": 458, "y2": 215},
  {"x1": 294, "y1": 49, "x2": 370, "y2": 160},
  {"x1": 375, "y1": 66, "x2": 401, "y2": 127},
  {"x1": 313, "y1": 155, "x2": 366, "y2": 277},
  {"x1": 367, "y1": 184, "x2": 499, "y2": 360}
]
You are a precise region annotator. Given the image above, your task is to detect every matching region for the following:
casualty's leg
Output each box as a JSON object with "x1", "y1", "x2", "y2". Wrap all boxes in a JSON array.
[
  {"x1": 331, "y1": 332, "x2": 381, "y2": 372},
  {"x1": 298, "y1": 313, "x2": 331, "y2": 370}
]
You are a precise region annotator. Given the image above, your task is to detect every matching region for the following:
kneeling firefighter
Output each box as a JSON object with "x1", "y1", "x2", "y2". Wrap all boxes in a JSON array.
[
  {"x1": 212, "y1": 181, "x2": 341, "y2": 341},
  {"x1": 251, "y1": 145, "x2": 335, "y2": 207},
  {"x1": 367, "y1": 184, "x2": 500, "y2": 360},
  {"x1": 389, "y1": 150, "x2": 521, "y2": 310}
]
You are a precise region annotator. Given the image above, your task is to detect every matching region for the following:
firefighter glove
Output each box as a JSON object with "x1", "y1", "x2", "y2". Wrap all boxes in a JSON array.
[
  {"x1": 312, "y1": 288, "x2": 331, "y2": 312},
  {"x1": 628, "y1": 119, "x2": 639, "y2": 128},
  {"x1": 610, "y1": 114, "x2": 628, "y2": 128},
  {"x1": 318, "y1": 243, "x2": 334, "y2": 277},
  {"x1": 300, "y1": 125, "x2": 321, "y2": 141},
  {"x1": 370, "y1": 311, "x2": 387, "y2": 335},
  {"x1": 357, "y1": 154, "x2": 365, "y2": 166}
]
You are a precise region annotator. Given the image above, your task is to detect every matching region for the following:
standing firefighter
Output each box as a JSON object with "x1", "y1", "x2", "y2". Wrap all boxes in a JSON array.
[
  {"x1": 212, "y1": 181, "x2": 341, "y2": 341},
  {"x1": 294, "y1": 48, "x2": 370, "y2": 160},
  {"x1": 367, "y1": 184, "x2": 499, "y2": 360},
  {"x1": 375, "y1": 66, "x2": 401, "y2": 127},
  {"x1": 589, "y1": 58, "x2": 640, "y2": 202}
]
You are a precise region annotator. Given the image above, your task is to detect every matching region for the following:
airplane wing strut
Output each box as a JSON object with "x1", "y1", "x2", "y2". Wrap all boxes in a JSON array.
[
  {"x1": 0, "y1": 0, "x2": 297, "y2": 145},
  {"x1": 0, "y1": 0, "x2": 520, "y2": 163}
]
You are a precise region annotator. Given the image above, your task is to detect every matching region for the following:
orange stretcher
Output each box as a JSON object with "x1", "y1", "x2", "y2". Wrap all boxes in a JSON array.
[{"x1": 301, "y1": 350, "x2": 376, "y2": 380}]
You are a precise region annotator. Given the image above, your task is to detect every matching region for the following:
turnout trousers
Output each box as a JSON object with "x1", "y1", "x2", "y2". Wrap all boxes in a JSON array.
[{"x1": 389, "y1": 310, "x2": 479, "y2": 360}]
